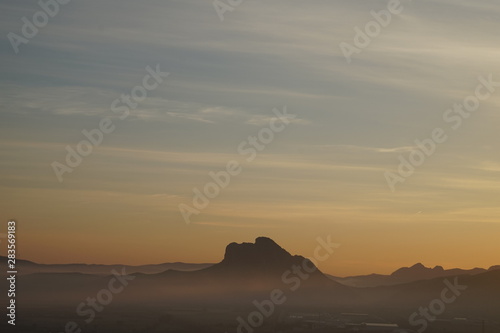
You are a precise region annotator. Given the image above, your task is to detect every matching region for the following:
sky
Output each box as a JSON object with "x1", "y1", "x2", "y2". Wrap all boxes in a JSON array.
[{"x1": 1, "y1": 0, "x2": 499, "y2": 277}]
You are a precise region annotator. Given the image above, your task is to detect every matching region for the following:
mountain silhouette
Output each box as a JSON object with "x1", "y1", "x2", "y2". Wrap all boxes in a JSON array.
[
  {"x1": 8, "y1": 237, "x2": 500, "y2": 332},
  {"x1": 133, "y1": 237, "x2": 357, "y2": 307},
  {"x1": 14, "y1": 237, "x2": 357, "y2": 308},
  {"x1": 202, "y1": 237, "x2": 325, "y2": 278},
  {"x1": 0, "y1": 255, "x2": 213, "y2": 276},
  {"x1": 221, "y1": 237, "x2": 293, "y2": 268},
  {"x1": 330, "y1": 262, "x2": 494, "y2": 287}
]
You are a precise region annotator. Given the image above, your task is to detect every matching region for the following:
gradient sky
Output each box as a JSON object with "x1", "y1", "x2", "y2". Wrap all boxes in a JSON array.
[{"x1": 1, "y1": 0, "x2": 499, "y2": 276}]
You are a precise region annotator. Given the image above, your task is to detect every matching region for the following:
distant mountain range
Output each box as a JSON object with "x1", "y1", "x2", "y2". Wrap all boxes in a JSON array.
[
  {"x1": 328, "y1": 262, "x2": 500, "y2": 287},
  {"x1": 3, "y1": 247, "x2": 498, "y2": 289},
  {"x1": 3, "y1": 237, "x2": 500, "y2": 331},
  {"x1": 8, "y1": 237, "x2": 356, "y2": 307},
  {"x1": 3, "y1": 237, "x2": 500, "y2": 308},
  {"x1": 0, "y1": 256, "x2": 213, "y2": 276}
]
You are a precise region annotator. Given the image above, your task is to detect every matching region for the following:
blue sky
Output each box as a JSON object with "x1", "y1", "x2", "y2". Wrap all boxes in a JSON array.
[{"x1": 1, "y1": 0, "x2": 500, "y2": 275}]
